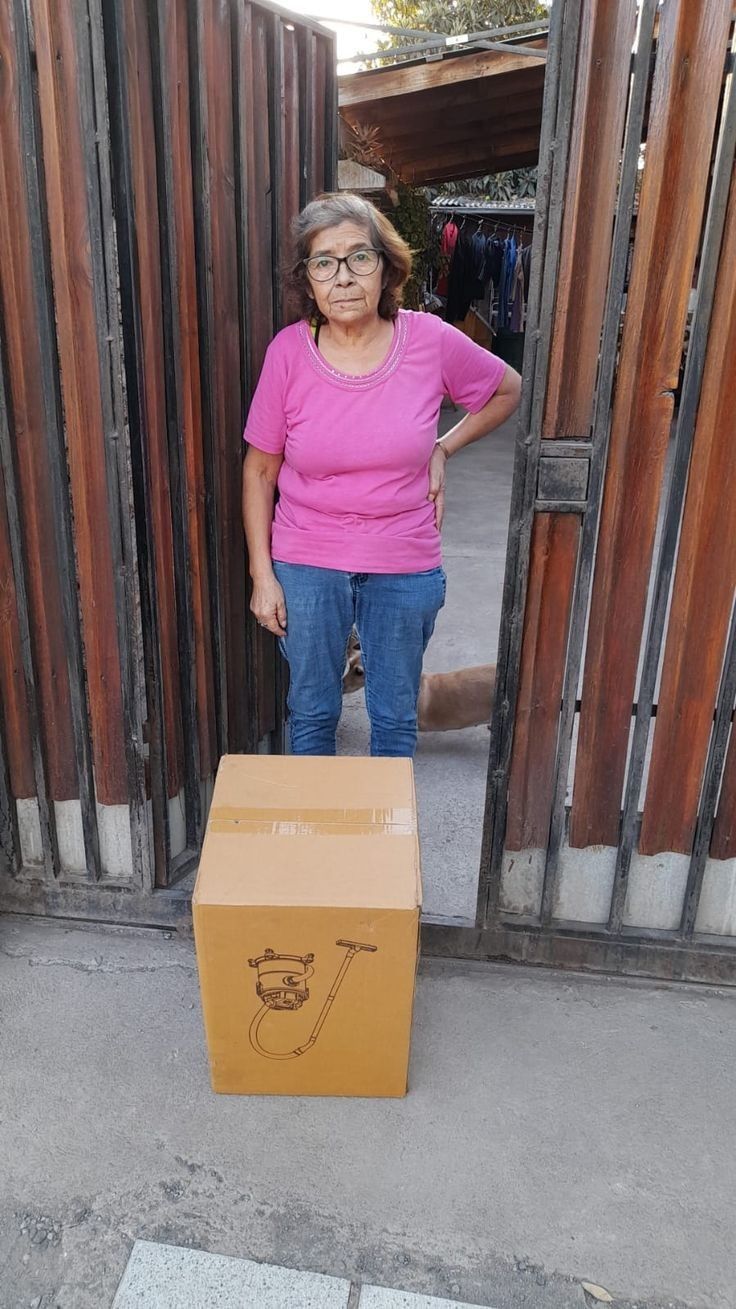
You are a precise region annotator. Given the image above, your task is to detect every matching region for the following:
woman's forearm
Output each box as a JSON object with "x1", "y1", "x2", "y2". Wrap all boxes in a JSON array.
[
  {"x1": 438, "y1": 368, "x2": 522, "y2": 460},
  {"x1": 242, "y1": 452, "x2": 281, "y2": 581}
]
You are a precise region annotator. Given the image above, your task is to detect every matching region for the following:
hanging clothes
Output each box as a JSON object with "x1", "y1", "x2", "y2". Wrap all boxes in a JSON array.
[
  {"x1": 521, "y1": 243, "x2": 532, "y2": 296},
  {"x1": 436, "y1": 221, "x2": 458, "y2": 297},
  {"x1": 497, "y1": 235, "x2": 517, "y2": 331},
  {"x1": 445, "y1": 229, "x2": 486, "y2": 324},
  {"x1": 430, "y1": 210, "x2": 532, "y2": 341},
  {"x1": 485, "y1": 237, "x2": 504, "y2": 291},
  {"x1": 509, "y1": 246, "x2": 525, "y2": 333}
]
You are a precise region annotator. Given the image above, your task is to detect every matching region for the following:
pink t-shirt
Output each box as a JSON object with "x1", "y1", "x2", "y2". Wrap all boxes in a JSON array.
[{"x1": 243, "y1": 308, "x2": 506, "y2": 573}]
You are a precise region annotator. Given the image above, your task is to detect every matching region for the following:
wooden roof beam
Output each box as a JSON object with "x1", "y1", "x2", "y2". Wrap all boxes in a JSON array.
[
  {"x1": 341, "y1": 84, "x2": 544, "y2": 131},
  {"x1": 396, "y1": 128, "x2": 541, "y2": 171},
  {"x1": 398, "y1": 135, "x2": 540, "y2": 183},
  {"x1": 338, "y1": 41, "x2": 547, "y2": 107},
  {"x1": 364, "y1": 106, "x2": 543, "y2": 151},
  {"x1": 409, "y1": 152, "x2": 540, "y2": 185}
]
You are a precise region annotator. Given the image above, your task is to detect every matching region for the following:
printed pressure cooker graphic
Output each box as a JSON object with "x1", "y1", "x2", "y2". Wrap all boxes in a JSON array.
[{"x1": 247, "y1": 940, "x2": 378, "y2": 1060}]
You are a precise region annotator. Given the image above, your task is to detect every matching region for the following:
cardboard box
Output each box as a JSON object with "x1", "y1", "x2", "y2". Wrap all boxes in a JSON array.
[{"x1": 193, "y1": 755, "x2": 421, "y2": 1097}]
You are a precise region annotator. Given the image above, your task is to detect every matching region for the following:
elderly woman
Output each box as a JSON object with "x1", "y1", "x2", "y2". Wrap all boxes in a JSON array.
[{"x1": 242, "y1": 193, "x2": 520, "y2": 757}]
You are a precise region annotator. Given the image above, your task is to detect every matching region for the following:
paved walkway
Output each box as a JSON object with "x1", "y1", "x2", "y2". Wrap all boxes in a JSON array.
[
  {"x1": 112, "y1": 1241, "x2": 490, "y2": 1307},
  {"x1": 2, "y1": 915, "x2": 734, "y2": 1309}
]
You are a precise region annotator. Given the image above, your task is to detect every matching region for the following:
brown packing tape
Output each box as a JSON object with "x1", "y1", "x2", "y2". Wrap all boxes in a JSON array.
[
  {"x1": 208, "y1": 820, "x2": 416, "y2": 836},
  {"x1": 210, "y1": 805, "x2": 416, "y2": 824},
  {"x1": 208, "y1": 805, "x2": 416, "y2": 838}
]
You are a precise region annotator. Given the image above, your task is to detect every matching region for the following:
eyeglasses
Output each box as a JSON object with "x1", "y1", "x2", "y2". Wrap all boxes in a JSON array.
[{"x1": 304, "y1": 248, "x2": 382, "y2": 281}]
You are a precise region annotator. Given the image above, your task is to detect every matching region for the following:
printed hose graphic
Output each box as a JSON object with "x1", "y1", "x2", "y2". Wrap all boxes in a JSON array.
[{"x1": 247, "y1": 940, "x2": 377, "y2": 1059}]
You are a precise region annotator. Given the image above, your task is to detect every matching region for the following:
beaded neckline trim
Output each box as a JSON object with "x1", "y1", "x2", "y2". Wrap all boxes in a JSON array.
[{"x1": 299, "y1": 312, "x2": 409, "y2": 389}]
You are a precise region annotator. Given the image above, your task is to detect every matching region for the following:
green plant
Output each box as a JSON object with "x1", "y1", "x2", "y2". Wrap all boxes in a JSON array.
[
  {"x1": 432, "y1": 169, "x2": 537, "y2": 201},
  {"x1": 372, "y1": 1, "x2": 548, "y2": 37},
  {"x1": 390, "y1": 184, "x2": 433, "y2": 310}
]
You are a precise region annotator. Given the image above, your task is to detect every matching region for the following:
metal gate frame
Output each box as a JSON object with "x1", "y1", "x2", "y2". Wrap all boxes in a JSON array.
[{"x1": 423, "y1": 0, "x2": 736, "y2": 986}]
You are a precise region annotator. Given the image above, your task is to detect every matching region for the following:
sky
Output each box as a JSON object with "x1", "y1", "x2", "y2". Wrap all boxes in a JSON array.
[
  {"x1": 283, "y1": 1, "x2": 553, "y2": 68},
  {"x1": 281, "y1": 0, "x2": 381, "y2": 64}
]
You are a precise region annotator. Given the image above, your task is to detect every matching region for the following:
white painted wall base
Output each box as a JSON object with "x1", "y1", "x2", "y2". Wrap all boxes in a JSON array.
[
  {"x1": 500, "y1": 848, "x2": 544, "y2": 915},
  {"x1": 11, "y1": 777, "x2": 214, "y2": 885},
  {"x1": 554, "y1": 842, "x2": 616, "y2": 923},
  {"x1": 623, "y1": 851, "x2": 690, "y2": 931},
  {"x1": 500, "y1": 842, "x2": 700, "y2": 932},
  {"x1": 55, "y1": 798, "x2": 86, "y2": 874},
  {"x1": 97, "y1": 802, "x2": 134, "y2": 880},
  {"x1": 16, "y1": 797, "x2": 43, "y2": 865},
  {"x1": 168, "y1": 788, "x2": 187, "y2": 859},
  {"x1": 696, "y1": 856, "x2": 736, "y2": 936}
]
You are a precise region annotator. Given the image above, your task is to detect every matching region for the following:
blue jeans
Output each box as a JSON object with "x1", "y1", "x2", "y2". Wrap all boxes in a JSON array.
[{"x1": 272, "y1": 562, "x2": 446, "y2": 757}]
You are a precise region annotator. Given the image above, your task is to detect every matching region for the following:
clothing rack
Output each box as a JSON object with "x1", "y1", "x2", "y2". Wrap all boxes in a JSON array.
[
  {"x1": 430, "y1": 204, "x2": 533, "y2": 241},
  {"x1": 430, "y1": 201, "x2": 535, "y2": 217},
  {"x1": 427, "y1": 202, "x2": 532, "y2": 355}
]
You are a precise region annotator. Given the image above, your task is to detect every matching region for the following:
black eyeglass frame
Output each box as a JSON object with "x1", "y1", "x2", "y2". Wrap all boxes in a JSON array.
[{"x1": 303, "y1": 248, "x2": 384, "y2": 281}]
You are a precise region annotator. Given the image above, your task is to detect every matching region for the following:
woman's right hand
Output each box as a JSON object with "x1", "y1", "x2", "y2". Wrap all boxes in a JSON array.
[{"x1": 250, "y1": 572, "x2": 287, "y2": 638}]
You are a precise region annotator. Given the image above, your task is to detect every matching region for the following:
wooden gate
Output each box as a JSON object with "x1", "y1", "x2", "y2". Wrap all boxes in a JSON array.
[
  {"x1": 425, "y1": 0, "x2": 736, "y2": 984},
  {"x1": 0, "y1": 0, "x2": 335, "y2": 922}
]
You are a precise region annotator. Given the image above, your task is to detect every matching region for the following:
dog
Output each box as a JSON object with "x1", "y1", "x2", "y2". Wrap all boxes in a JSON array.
[
  {"x1": 343, "y1": 631, "x2": 495, "y2": 731},
  {"x1": 416, "y1": 663, "x2": 495, "y2": 732}
]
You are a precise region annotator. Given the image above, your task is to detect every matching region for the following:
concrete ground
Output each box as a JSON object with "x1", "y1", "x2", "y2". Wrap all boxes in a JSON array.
[
  {"x1": 339, "y1": 407, "x2": 514, "y2": 923},
  {"x1": 2, "y1": 914, "x2": 735, "y2": 1309}
]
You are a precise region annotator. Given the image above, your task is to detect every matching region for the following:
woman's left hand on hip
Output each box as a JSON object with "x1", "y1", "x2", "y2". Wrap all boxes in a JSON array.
[{"x1": 427, "y1": 444, "x2": 447, "y2": 530}]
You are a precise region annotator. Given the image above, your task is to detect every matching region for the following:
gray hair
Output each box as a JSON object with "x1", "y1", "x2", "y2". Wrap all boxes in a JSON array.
[
  {"x1": 285, "y1": 191, "x2": 413, "y2": 322},
  {"x1": 292, "y1": 193, "x2": 386, "y2": 256}
]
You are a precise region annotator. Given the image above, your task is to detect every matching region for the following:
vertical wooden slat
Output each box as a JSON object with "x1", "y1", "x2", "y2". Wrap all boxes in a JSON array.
[
  {"x1": 195, "y1": 0, "x2": 247, "y2": 751},
  {"x1": 323, "y1": 28, "x2": 338, "y2": 191},
  {"x1": 311, "y1": 35, "x2": 327, "y2": 196},
  {"x1": 279, "y1": 21, "x2": 301, "y2": 322},
  {"x1": 0, "y1": 386, "x2": 22, "y2": 871},
  {"x1": 0, "y1": 321, "x2": 57, "y2": 877},
  {"x1": 678, "y1": 609, "x2": 736, "y2": 933},
  {"x1": 268, "y1": 11, "x2": 292, "y2": 751},
  {"x1": 244, "y1": 9, "x2": 275, "y2": 383},
  {"x1": 234, "y1": 0, "x2": 263, "y2": 754},
  {"x1": 570, "y1": 0, "x2": 733, "y2": 849},
  {"x1": 233, "y1": 0, "x2": 252, "y2": 425},
  {"x1": 543, "y1": 0, "x2": 637, "y2": 438},
  {"x1": 188, "y1": 0, "x2": 224, "y2": 758},
  {"x1": 0, "y1": 0, "x2": 78, "y2": 804},
  {"x1": 103, "y1": 0, "x2": 169, "y2": 880},
  {"x1": 711, "y1": 725, "x2": 736, "y2": 862},
  {"x1": 639, "y1": 163, "x2": 736, "y2": 855},
  {"x1": 505, "y1": 514, "x2": 579, "y2": 850},
  {"x1": 160, "y1": 0, "x2": 217, "y2": 782},
  {"x1": 31, "y1": 0, "x2": 129, "y2": 807},
  {"x1": 0, "y1": 623, "x2": 20, "y2": 868},
  {"x1": 0, "y1": 450, "x2": 34, "y2": 804},
  {"x1": 78, "y1": 0, "x2": 149, "y2": 882},
  {"x1": 503, "y1": 0, "x2": 636, "y2": 852},
  {"x1": 118, "y1": 0, "x2": 184, "y2": 802},
  {"x1": 242, "y1": 6, "x2": 277, "y2": 743},
  {"x1": 301, "y1": 29, "x2": 314, "y2": 205}
]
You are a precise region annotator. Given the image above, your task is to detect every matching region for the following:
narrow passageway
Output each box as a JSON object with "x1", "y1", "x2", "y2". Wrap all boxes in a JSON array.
[{"x1": 338, "y1": 409, "x2": 516, "y2": 922}]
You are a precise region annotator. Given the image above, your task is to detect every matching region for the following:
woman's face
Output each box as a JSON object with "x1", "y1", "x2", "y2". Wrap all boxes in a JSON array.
[{"x1": 306, "y1": 221, "x2": 385, "y2": 328}]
